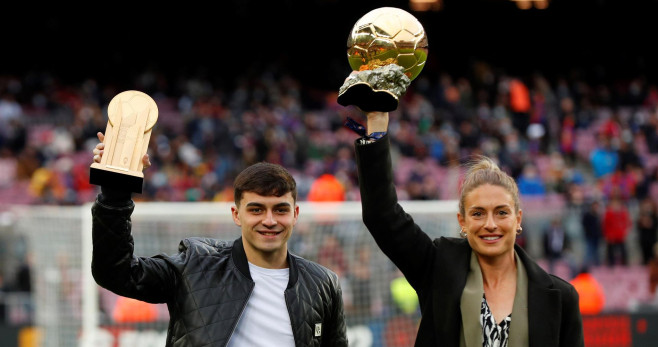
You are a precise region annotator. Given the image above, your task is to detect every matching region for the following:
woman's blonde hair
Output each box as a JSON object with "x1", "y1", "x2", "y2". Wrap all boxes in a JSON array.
[{"x1": 458, "y1": 155, "x2": 521, "y2": 216}]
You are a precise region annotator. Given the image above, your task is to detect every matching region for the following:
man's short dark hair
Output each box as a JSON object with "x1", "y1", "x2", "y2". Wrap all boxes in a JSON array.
[{"x1": 233, "y1": 162, "x2": 297, "y2": 206}]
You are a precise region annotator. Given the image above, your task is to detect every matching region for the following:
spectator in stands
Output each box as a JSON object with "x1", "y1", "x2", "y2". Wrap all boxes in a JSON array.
[
  {"x1": 637, "y1": 197, "x2": 658, "y2": 265},
  {"x1": 581, "y1": 200, "x2": 603, "y2": 267},
  {"x1": 634, "y1": 165, "x2": 656, "y2": 201},
  {"x1": 640, "y1": 109, "x2": 658, "y2": 154},
  {"x1": 569, "y1": 266, "x2": 605, "y2": 315},
  {"x1": 3, "y1": 118, "x2": 27, "y2": 155},
  {"x1": 12, "y1": 253, "x2": 32, "y2": 293},
  {"x1": 589, "y1": 133, "x2": 619, "y2": 179},
  {"x1": 602, "y1": 190, "x2": 632, "y2": 266},
  {"x1": 517, "y1": 163, "x2": 546, "y2": 197},
  {"x1": 0, "y1": 61, "x2": 652, "y2": 209},
  {"x1": 349, "y1": 98, "x2": 583, "y2": 346},
  {"x1": 90, "y1": 133, "x2": 347, "y2": 347},
  {"x1": 0, "y1": 253, "x2": 34, "y2": 325},
  {"x1": 616, "y1": 137, "x2": 642, "y2": 173},
  {"x1": 404, "y1": 162, "x2": 440, "y2": 200},
  {"x1": 0, "y1": 92, "x2": 23, "y2": 147},
  {"x1": 111, "y1": 296, "x2": 158, "y2": 323},
  {"x1": 0, "y1": 273, "x2": 6, "y2": 324},
  {"x1": 600, "y1": 167, "x2": 637, "y2": 202},
  {"x1": 316, "y1": 233, "x2": 348, "y2": 275},
  {"x1": 347, "y1": 244, "x2": 374, "y2": 325},
  {"x1": 508, "y1": 78, "x2": 531, "y2": 136},
  {"x1": 649, "y1": 243, "x2": 658, "y2": 304},
  {"x1": 307, "y1": 173, "x2": 345, "y2": 202},
  {"x1": 542, "y1": 217, "x2": 573, "y2": 276}
]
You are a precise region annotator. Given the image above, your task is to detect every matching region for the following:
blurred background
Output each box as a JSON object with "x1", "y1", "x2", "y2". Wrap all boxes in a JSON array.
[{"x1": 1, "y1": 0, "x2": 658, "y2": 346}]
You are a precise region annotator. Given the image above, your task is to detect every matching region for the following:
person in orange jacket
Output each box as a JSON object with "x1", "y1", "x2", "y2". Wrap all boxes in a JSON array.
[
  {"x1": 112, "y1": 296, "x2": 158, "y2": 323},
  {"x1": 307, "y1": 173, "x2": 345, "y2": 202},
  {"x1": 569, "y1": 266, "x2": 606, "y2": 315}
]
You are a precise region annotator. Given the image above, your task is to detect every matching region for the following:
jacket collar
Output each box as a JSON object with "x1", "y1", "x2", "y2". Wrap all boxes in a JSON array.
[
  {"x1": 231, "y1": 237, "x2": 298, "y2": 288},
  {"x1": 232, "y1": 237, "x2": 251, "y2": 278}
]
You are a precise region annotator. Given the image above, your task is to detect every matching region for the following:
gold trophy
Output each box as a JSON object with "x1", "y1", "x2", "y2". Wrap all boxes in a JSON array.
[
  {"x1": 89, "y1": 90, "x2": 158, "y2": 193},
  {"x1": 337, "y1": 7, "x2": 428, "y2": 112}
]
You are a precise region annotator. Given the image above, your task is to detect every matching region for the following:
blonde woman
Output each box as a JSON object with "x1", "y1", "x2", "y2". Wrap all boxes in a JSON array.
[{"x1": 350, "y1": 110, "x2": 584, "y2": 346}]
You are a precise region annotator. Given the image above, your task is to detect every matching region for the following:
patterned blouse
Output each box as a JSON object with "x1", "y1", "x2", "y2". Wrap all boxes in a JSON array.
[{"x1": 481, "y1": 295, "x2": 512, "y2": 347}]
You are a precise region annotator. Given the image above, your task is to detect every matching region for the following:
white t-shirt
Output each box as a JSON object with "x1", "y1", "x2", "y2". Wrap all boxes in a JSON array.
[{"x1": 227, "y1": 262, "x2": 294, "y2": 347}]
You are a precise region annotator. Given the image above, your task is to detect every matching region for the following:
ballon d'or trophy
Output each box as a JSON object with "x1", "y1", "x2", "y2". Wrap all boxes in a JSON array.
[
  {"x1": 337, "y1": 7, "x2": 428, "y2": 112},
  {"x1": 89, "y1": 90, "x2": 158, "y2": 194}
]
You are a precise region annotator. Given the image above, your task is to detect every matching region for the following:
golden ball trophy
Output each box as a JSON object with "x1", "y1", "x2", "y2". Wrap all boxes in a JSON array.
[
  {"x1": 338, "y1": 7, "x2": 428, "y2": 112},
  {"x1": 89, "y1": 90, "x2": 158, "y2": 193}
]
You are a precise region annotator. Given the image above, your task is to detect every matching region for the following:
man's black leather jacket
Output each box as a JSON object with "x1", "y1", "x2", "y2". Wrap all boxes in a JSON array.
[{"x1": 91, "y1": 195, "x2": 347, "y2": 347}]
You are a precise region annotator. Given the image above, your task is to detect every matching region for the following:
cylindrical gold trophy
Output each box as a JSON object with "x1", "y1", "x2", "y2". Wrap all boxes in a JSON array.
[
  {"x1": 337, "y1": 7, "x2": 428, "y2": 112},
  {"x1": 89, "y1": 90, "x2": 158, "y2": 193}
]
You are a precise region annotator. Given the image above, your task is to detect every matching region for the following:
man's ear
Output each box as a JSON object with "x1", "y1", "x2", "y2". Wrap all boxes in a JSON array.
[
  {"x1": 231, "y1": 206, "x2": 241, "y2": 226},
  {"x1": 292, "y1": 205, "x2": 300, "y2": 226}
]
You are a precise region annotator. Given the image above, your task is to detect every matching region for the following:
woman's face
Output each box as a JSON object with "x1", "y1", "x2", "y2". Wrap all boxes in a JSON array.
[{"x1": 458, "y1": 184, "x2": 522, "y2": 261}]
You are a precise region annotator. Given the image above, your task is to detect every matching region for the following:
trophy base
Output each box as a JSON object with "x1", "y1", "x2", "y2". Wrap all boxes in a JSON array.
[
  {"x1": 337, "y1": 82, "x2": 399, "y2": 112},
  {"x1": 90, "y1": 164, "x2": 144, "y2": 194}
]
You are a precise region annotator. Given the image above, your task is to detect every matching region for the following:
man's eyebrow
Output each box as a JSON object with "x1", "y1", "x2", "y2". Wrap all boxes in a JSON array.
[
  {"x1": 272, "y1": 202, "x2": 293, "y2": 209},
  {"x1": 245, "y1": 202, "x2": 292, "y2": 208}
]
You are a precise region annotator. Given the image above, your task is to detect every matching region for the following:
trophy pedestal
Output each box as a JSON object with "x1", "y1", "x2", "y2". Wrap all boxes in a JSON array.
[
  {"x1": 337, "y1": 83, "x2": 399, "y2": 112},
  {"x1": 337, "y1": 64, "x2": 410, "y2": 113},
  {"x1": 90, "y1": 163, "x2": 144, "y2": 194}
]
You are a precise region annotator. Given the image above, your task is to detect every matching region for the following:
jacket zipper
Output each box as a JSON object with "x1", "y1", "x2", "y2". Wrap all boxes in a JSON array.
[
  {"x1": 224, "y1": 282, "x2": 255, "y2": 347},
  {"x1": 284, "y1": 291, "x2": 299, "y2": 347}
]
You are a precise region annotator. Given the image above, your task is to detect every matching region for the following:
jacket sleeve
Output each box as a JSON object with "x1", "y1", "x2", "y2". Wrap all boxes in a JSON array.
[
  {"x1": 354, "y1": 135, "x2": 436, "y2": 289},
  {"x1": 91, "y1": 188, "x2": 177, "y2": 303}
]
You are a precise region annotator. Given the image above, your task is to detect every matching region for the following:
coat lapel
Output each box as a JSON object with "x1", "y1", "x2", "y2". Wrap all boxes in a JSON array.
[
  {"x1": 508, "y1": 252, "x2": 529, "y2": 346},
  {"x1": 460, "y1": 252, "x2": 484, "y2": 347}
]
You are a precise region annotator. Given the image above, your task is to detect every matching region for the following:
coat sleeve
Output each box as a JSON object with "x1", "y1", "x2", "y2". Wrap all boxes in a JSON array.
[
  {"x1": 91, "y1": 192, "x2": 178, "y2": 303},
  {"x1": 354, "y1": 135, "x2": 437, "y2": 289}
]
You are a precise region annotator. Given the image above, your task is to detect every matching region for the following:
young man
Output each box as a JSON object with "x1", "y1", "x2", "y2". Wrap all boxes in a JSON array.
[{"x1": 90, "y1": 133, "x2": 347, "y2": 347}]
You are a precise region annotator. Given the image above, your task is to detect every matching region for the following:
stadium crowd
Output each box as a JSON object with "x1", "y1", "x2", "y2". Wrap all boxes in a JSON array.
[
  {"x1": 1, "y1": 62, "x2": 657, "y2": 206},
  {"x1": 1, "y1": 58, "x2": 658, "y2": 302}
]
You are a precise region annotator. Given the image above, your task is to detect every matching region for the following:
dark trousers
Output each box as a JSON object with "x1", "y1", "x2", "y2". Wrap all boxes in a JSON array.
[
  {"x1": 606, "y1": 242, "x2": 628, "y2": 266},
  {"x1": 584, "y1": 239, "x2": 601, "y2": 267}
]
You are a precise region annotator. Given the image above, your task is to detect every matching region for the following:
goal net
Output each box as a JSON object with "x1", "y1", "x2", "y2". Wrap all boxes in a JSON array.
[{"x1": 14, "y1": 200, "x2": 459, "y2": 347}]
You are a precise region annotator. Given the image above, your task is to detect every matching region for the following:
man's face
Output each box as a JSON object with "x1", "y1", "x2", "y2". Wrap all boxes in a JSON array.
[{"x1": 231, "y1": 191, "x2": 298, "y2": 268}]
